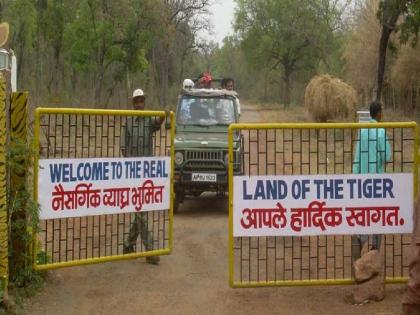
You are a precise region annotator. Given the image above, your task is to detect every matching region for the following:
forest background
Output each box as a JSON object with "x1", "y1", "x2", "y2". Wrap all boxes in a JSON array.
[{"x1": 0, "y1": 0, "x2": 419, "y2": 114}]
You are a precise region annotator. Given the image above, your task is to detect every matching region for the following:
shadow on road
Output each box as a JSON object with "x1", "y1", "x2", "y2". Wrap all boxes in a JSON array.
[{"x1": 176, "y1": 192, "x2": 228, "y2": 217}]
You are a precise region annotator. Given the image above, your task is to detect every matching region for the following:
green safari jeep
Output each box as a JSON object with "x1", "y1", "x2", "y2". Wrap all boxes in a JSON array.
[{"x1": 172, "y1": 88, "x2": 243, "y2": 212}]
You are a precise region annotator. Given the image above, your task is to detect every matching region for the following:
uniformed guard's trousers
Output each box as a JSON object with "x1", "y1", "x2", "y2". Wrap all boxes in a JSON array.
[{"x1": 124, "y1": 212, "x2": 154, "y2": 253}]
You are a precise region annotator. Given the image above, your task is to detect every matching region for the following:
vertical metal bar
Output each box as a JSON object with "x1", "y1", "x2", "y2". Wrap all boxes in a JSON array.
[
  {"x1": 248, "y1": 130, "x2": 250, "y2": 176},
  {"x1": 265, "y1": 129, "x2": 268, "y2": 281},
  {"x1": 413, "y1": 124, "x2": 419, "y2": 199},
  {"x1": 68, "y1": 118, "x2": 77, "y2": 260},
  {"x1": 110, "y1": 115, "x2": 117, "y2": 255},
  {"x1": 309, "y1": 129, "x2": 312, "y2": 279},
  {"x1": 316, "y1": 128, "x2": 320, "y2": 280},
  {"x1": 65, "y1": 114, "x2": 70, "y2": 263},
  {"x1": 44, "y1": 114, "x2": 49, "y2": 260},
  {"x1": 300, "y1": 128, "x2": 303, "y2": 280},
  {"x1": 282, "y1": 129, "x2": 285, "y2": 175},
  {"x1": 117, "y1": 116, "x2": 122, "y2": 255},
  {"x1": 333, "y1": 128, "x2": 336, "y2": 279},
  {"x1": 169, "y1": 112, "x2": 174, "y2": 253},
  {"x1": 282, "y1": 129, "x2": 286, "y2": 280},
  {"x1": 33, "y1": 108, "x2": 42, "y2": 268},
  {"x1": 249, "y1": 130, "x2": 252, "y2": 282},
  {"x1": 59, "y1": 114, "x2": 66, "y2": 263},
  {"x1": 154, "y1": 121, "x2": 159, "y2": 251},
  {"x1": 228, "y1": 124, "x2": 235, "y2": 287},
  {"x1": 256, "y1": 129, "x2": 260, "y2": 282},
  {"x1": 274, "y1": 128, "x2": 278, "y2": 281}
]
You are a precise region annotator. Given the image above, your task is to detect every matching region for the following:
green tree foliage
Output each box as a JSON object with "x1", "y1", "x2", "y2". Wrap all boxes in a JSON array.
[
  {"x1": 150, "y1": 0, "x2": 211, "y2": 106},
  {"x1": 376, "y1": 0, "x2": 420, "y2": 100},
  {"x1": 398, "y1": 0, "x2": 420, "y2": 44},
  {"x1": 36, "y1": 0, "x2": 71, "y2": 94},
  {"x1": 211, "y1": 36, "x2": 278, "y2": 102},
  {"x1": 233, "y1": 0, "x2": 343, "y2": 105},
  {"x1": 342, "y1": 0, "x2": 420, "y2": 113},
  {"x1": 7, "y1": 0, "x2": 37, "y2": 80},
  {"x1": 1, "y1": 0, "x2": 211, "y2": 108},
  {"x1": 63, "y1": 0, "x2": 155, "y2": 105}
]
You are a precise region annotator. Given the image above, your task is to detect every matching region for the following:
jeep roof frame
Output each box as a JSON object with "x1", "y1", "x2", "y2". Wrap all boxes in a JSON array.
[{"x1": 180, "y1": 88, "x2": 238, "y2": 98}]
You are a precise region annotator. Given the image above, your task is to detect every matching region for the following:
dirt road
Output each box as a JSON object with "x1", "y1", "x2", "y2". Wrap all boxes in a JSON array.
[{"x1": 22, "y1": 104, "x2": 405, "y2": 315}]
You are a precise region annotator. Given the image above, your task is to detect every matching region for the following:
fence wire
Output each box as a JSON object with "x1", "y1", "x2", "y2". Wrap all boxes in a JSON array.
[
  {"x1": 34, "y1": 110, "x2": 172, "y2": 269},
  {"x1": 230, "y1": 123, "x2": 418, "y2": 286}
]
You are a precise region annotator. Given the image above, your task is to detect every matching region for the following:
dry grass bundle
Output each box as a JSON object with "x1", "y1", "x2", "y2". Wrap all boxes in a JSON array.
[
  {"x1": 0, "y1": 23, "x2": 9, "y2": 47},
  {"x1": 304, "y1": 74, "x2": 358, "y2": 122}
]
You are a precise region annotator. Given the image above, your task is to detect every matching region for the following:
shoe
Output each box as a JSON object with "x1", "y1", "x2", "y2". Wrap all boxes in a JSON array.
[{"x1": 146, "y1": 256, "x2": 160, "y2": 265}]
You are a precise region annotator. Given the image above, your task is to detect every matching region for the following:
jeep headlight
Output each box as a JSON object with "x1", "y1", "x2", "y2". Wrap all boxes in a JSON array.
[
  {"x1": 224, "y1": 153, "x2": 229, "y2": 165},
  {"x1": 175, "y1": 152, "x2": 184, "y2": 166}
]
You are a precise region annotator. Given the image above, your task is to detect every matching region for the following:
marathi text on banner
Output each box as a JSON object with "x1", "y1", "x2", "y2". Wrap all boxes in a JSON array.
[
  {"x1": 38, "y1": 157, "x2": 171, "y2": 219},
  {"x1": 233, "y1": 174, "x2": 413, "y2": 237}
]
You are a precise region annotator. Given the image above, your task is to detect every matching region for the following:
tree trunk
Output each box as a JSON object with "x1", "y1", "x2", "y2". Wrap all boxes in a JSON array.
[
  {"x1": 152, "y1": 41, "x2": 169, "y2": 107},
  {"x1": 263, "y1": 74, "x2": 268, "y2": 102},
  {"x1": 94, "y1": 72, "x2": 104, "y2": 107},
  {"x1": 178, "y1": 50, "x2": 188, "y2": 84},
  {"x1": 376, "y1": 26, "x2": 392, "y2": 101},
  {"x1": 161, "y1": 58, "x2": 169, "y2": 107},
  {"x1": 283, "y1": 70, "x2": 292, "y2": 107},
  {"x1": 53, "y1": 48, "x2": 61, "y2": 100},
  {"x1": 376, "y1": 1, "x2": 407, "y2": 101}
]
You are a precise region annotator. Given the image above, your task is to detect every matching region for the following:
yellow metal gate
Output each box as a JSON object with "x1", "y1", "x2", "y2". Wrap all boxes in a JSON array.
[
  {"x1": 228, "y1": 122, "x2": 418, "y2": 287},
  {"x1": 33, "y1": 108, "x2": 174, "y2": 270}
]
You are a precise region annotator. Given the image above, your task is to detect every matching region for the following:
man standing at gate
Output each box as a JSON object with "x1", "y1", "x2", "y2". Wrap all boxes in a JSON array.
[
  {"x1": 121, "y1": 88, "x2": 164, "y2": 265},
  {"x1": 352, "y1": 100, "x2": 391, "y2": 256}
]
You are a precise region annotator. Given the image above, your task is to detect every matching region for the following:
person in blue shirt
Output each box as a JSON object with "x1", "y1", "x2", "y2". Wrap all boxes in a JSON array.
[
  {"x1": 352, "y1": 101, "x2": 391, "y2": 259},
  {"x1": 352, "y1": 101, "x2": 391, "y2": 174}
]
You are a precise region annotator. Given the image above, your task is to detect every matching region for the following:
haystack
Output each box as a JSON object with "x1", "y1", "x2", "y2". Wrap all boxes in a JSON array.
[
  {"x1": 304, "y1": 74, "x2": 357, "y2": 122},
  {"x1": 0, "y1": 23, "x2": 9, "y2": 48}
]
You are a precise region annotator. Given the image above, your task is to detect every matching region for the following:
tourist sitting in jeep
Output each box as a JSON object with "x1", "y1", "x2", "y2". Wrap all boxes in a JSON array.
[
  {"x1": 185, "y1": 98, "x2": 234, "y2": 126},
  {"x1": 173, "y1": 87, "x2": 242, "y2": 212},
  {"x1": 195, "y1": 72, "x2": 212, "y2": 89}
]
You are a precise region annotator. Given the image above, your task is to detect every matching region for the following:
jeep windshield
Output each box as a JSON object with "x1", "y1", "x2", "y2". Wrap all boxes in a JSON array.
[{"x1": 177, "y1": 96, "x2": 236, "y2": 126}]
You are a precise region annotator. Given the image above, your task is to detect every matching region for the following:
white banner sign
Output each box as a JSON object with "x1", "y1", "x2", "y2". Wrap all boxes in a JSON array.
[
  {"x1": 38, "y1": 157, "x2": 171, "y2": 220},
  {"x1": 233, "y1": 173, "x2": 413, "y2": 237}
]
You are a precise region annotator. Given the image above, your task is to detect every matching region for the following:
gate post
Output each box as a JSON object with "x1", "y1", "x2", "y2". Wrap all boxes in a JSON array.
[
  {"x1": 9, "y1": 92, "x2": 29, "y2": 280},
  {"x1": 0, "y1": 73, "x2": 8, "y2": 297}
]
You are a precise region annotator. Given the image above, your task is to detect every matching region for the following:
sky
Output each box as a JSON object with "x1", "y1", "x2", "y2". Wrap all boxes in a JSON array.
[{"x1": 201, "y1": 0, "x2": 236, "y2": 44}]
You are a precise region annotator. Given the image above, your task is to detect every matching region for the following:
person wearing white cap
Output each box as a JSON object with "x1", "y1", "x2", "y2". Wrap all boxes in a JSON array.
[
  {"x1": 131, "y1": 88, "x2": 146, "y2": 109},
  {"x1": 121, "y1": 88, "x2": 164, "y2": 265},
  {"x1": 132, "y1": 88, "x2": 145, "y2": 97},
  {"x1": 182, "y1": 79, "x2": 194, "y2": 90}
]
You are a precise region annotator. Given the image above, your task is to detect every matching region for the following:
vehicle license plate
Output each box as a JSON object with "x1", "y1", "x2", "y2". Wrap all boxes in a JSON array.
[{"x1": 191, "y1": 173, "x2": 217, "y2": 182}]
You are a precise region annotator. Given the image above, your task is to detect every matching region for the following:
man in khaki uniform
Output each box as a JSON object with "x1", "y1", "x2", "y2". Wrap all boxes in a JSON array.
[
  {"x1": 121, "y1": 88, "x2": 164, "y2": 265},
  {"x1": 402, "y1": 194, "x2": 420, "y2": 314}
]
